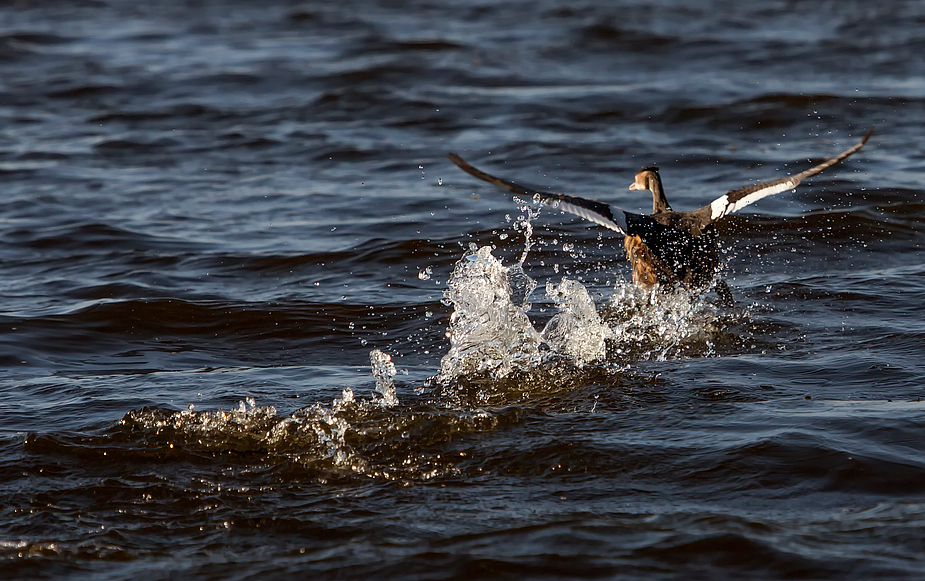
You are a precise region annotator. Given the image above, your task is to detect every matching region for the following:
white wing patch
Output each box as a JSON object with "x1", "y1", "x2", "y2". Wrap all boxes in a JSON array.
[
  {"x1": 702, "y1": 128, "x2": 873, "y2": 223},
  {"x1": 709, "y1": 178, "x2": 798, "y2": 221}
]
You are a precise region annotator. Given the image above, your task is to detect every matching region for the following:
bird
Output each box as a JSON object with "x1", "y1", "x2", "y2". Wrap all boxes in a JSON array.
[{"x1": 447, "y1": 127, "x2": 873, "y2": 304}]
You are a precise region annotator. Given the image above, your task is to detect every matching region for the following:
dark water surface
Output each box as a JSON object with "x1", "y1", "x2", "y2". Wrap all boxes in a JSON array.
[{"x1": 2, "y1": 0, "x2": 924, "y2": 579}]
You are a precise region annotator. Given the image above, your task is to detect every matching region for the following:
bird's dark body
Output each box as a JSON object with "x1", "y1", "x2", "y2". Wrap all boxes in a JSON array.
[{"x1": 623, "y1": 211, "x2": 719, "y2": 289}]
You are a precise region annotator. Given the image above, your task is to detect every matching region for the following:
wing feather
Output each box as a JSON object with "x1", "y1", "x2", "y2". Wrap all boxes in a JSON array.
[
  {"x1": 702, "y1": 126, "x2": 873, "y2": 222},
  {"x1": 447, "y1": 153, "x2": 628, "y2": 234}
]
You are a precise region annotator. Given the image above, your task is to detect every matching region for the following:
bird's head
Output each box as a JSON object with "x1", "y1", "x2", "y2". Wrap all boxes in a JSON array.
[{"x1": 629, "y1": 166, "x2": 661, "y2": 192}]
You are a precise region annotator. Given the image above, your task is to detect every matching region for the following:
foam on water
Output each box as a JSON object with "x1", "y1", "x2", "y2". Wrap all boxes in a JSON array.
[
  {"x1": 116, "y1": 347, "x2": 516, "y2": 480},
  {"x1": 120, "y1": 351, "x2": 405, "y2": 475},
  {"x1": 121, "y1": 393, "x2": 365, "y2": 470}
]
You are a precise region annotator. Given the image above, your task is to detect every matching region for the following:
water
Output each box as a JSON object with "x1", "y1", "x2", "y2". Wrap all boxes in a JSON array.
[{"x1": 1, "y1": 0, "x2": 924, "y2": 578}]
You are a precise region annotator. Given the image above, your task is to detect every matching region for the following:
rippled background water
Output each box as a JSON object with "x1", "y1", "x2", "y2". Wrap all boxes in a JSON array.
[{"x1": 1, "y1": 0, "x2": 924, "y2": 578}]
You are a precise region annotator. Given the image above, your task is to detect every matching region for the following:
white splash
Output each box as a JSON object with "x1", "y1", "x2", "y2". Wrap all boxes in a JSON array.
[
  {"x1": 370, "y1": 349, "x2": 399, "y2": 407},
  {"x1": 542, "y1": 277, "x2": 614, "y2": 363},
  {"x1": 602, "y1": 280, "x2": 720, "y2": 360},
  {"x1": 438, "y1": 246, "x2": 542, "y2": 379},
  {"x1": 430, "y1": 244, "x2": 733, "y2": 382}
]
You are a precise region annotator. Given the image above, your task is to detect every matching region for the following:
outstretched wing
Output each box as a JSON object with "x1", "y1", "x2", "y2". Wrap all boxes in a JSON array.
[
  {"x1": 702, "y1": 126, "x2": 873, "y2": 222},
  {"x1": 446, "y1": 153, "x2": 628, "y2": 234}
]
